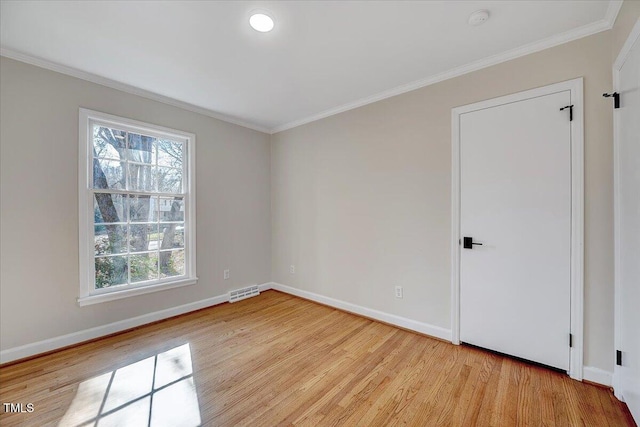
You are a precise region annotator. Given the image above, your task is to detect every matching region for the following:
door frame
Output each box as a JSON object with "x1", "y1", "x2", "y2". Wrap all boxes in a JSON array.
[
  {"x1": 450, "y1": 78, "x2": 584, "y2": 380},
  {"x1": 612, "y1": 18, "x2": 640, "y2": 401}
]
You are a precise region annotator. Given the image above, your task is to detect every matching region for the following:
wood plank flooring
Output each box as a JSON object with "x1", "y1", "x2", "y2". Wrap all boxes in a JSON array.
[{"x1": 0, "y1": 290, "x2": 635, "y2": 426}]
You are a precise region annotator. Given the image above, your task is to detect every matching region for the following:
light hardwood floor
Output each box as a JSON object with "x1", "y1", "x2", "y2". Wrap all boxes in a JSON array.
[{"x1": 0, "y1": 290, "x2": 635, "y2": 426}]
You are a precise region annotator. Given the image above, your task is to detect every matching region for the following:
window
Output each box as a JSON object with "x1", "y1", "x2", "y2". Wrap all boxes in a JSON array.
[{"x1": 78, "y1": 109, "x2": 196, "y2": 305}]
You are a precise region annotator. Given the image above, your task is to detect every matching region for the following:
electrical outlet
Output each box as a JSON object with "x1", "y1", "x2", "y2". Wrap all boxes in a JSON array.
[
  {"x1": 224, "y1": 269, "x2": 230, "y2": 280},
  {"x1": 395, "y1": 286, "x2": 403, "y2": 299},
  {"x1": 290, "y1": 265, "x2": 295, "y2": 274}
]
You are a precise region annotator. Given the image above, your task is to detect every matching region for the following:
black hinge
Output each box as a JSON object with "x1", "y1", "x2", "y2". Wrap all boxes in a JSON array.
[
  {"x1": 569, "y1": 333, "x2": 573, "y2": 348},
  {"x1": 616, "y1": 350, "x2": 622, "y2": 366},
  {"x1": 603, "y1": 92, "x2": 620, "y2": 109},
  {"x1": 560, "y1": 105, "x2": 574, "y2": 121}
]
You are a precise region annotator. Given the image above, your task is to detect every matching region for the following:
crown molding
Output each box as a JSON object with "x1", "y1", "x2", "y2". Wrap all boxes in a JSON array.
[
  {"x1": 1, "y1": 1, "x2": 623, "y2": 136},
  {"x1": 0, "y1": 47, "x2": 271, "y2": 134},
  {"x1": 271, "y1": 0, "x2": 623, "y2": 134},
  {"x1": 605, "y1": 0, "x2": 624, "y2": 27}
]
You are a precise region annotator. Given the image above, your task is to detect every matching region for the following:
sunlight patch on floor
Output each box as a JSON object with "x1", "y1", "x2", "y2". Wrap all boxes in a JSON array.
[{"x1": 59, "y1": 343, "x2": 201, "y2": 427}]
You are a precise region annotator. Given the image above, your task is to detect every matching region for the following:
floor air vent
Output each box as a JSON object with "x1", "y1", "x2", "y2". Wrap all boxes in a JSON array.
[{"x1": 229, "y1": 285, "x2": 260, "y2": 303}]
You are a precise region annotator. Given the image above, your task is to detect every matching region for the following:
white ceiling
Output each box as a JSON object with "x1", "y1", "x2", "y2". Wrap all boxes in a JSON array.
[{"x1": 0, "y1": 1, "x2": 620, "y2": 133}]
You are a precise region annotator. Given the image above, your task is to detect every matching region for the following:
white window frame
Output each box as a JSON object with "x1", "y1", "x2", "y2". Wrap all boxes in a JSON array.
[{"x1": 78, "y1": 108, "x2": 197, "y2": 306}]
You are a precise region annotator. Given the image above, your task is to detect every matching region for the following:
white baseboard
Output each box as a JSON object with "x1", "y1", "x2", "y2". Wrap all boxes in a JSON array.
[
  {"x1": 271, "y1": 283, "x2": 613, "y2": 385},
  {"x1": 583, "y1": 366, "x2": 613, "y2": 387},
  {"x1": 612, "y1": 370, "x2": 624, "y2": 400},
  {"x1": 269, "y1": 282, "x2": 452, "y2": 342},
  {"x1": 6, "y1": 281, "x2": 597, "y2": 383},
  {"x1": 257, "y1": 283, "x2": 273, "y2": 292},
  {"x1": 0, "y1": 282, "x2": 273, "y2": 364}
]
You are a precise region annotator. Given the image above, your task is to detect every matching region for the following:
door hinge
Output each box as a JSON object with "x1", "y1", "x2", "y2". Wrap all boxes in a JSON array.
[
  {"x1": 560, "y1": 105, "x2": 574, "y2": 121},
  {"x1": 603, "y1": 92, "x2": 620, "y2": 109},
  {"x1": 569, "y1": 333, "x2": 573, "y2": 348},
  {"x1": 616, "y1": 350, "x2": 622, "y2": 366}
]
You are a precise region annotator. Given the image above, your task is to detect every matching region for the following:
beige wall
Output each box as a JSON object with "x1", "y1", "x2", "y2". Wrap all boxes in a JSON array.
[
  {"x1": 0, "y1": 57, "x2": 271, "y2": 351},
  {"x1": 271, "y1": 31, "x2": 615, "y2": 371},
  {"x1": 613, "y1": 1, "x2": 640, "y2": 61}
]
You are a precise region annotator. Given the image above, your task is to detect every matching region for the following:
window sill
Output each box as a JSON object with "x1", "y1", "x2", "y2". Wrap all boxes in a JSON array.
[{"x1": 77, "y1": 277, "x2": 198, "y2": 306}]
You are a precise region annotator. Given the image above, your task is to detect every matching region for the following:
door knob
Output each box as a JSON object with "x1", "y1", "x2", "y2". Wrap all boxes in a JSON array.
[{"x1": 463, "y1": 237, "x2": 483, "y2": 249}]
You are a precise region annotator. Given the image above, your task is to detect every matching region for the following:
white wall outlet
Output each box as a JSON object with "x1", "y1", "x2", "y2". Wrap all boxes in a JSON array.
[
  {"x1": 395, "y1": 286, "x2": 403, "y2": 299},
  {"x1": 223, "y1": 269, "x2": 230, "y2": 280},
  {"x1": 290, "y1": 265, "x2": 295, "y2": 274}
]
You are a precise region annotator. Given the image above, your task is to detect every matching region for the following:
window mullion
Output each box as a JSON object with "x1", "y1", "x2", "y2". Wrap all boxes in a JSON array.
[
  {"x1": 127, "y1": 222, "x2": 131, "y2": 286},
  {"x1": 93, "y1": 188, "x2": 185, "y2": 198},
  {"x1": 157, "y1": 183, "x2": 161, "y2": 278}
]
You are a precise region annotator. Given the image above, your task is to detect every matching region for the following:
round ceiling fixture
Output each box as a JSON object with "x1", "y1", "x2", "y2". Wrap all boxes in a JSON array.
[
  {"x1": 468, "y1": 10, "x2": 490, "y2": 26},
  {"x1": 249, "y1": 12, "x2": 275, "y2": 32}
]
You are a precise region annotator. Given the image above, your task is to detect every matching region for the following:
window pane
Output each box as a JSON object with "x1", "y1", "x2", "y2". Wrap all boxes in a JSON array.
[
  {"x1": 94, "y1": 193, "x2": 127, "y2": 224},
  {"x1": 156, "y1": 140, "x2": 183, "y2": 168},
  {"x1": 129, "y1": 163, "x2": 155, "y2": 192},
  {"x1": 127, "y1": 133, "x2": 155, "y2": 164},
  {"x1": 130, "y1": 252, "x2": 159, "y2": 283},
  {"x1": 94, "y1": 159, "x2": 125, "y2": 190},
  {"x1": 94, "y1": 225, "x2": 127, "y2": 255},
  {"x1": 93, "y1": 126, "x2": 126, "y2": 159},
  {"x1": 84, "y1": 112, "x2": 193, "y2": 296},
  {"x1": 159, "y1": 197, "x2": 184, "y2": 222},
  {"x1": 160, "y1": 250, "x2": 185, "y2": 278},
  {"x1": 130, "y1": 224, "x2": 159, "y2": 253},
  {"x1": 95, "y1": 256, "x2": 128, "y2": 289},
  {"x1": 159, "y1": 223, "x2": 184, "y2": 249},
  {"x1": 156, "y1": 167, "x2": 182, "y2": 194},
  {"x1": 129, "y1": 195, "x2": 158, "y2": 222}
]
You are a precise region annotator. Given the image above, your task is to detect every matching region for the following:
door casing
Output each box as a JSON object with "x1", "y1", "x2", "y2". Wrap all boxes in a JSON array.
[
  {"x1": 450, "y1": 78, "x2": 584, "y2": 380},
  {"x1": 612, "y1": 18, "x2": 640, "y2": 403}
]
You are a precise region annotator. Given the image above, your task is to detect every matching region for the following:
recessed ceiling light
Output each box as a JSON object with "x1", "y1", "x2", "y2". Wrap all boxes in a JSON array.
[
  {"x1": 468, "y1": 10, "x2": 490, "y2": 26},
  {"x1": 249, "y1": 12, "x2": 275, "y2": 33}
]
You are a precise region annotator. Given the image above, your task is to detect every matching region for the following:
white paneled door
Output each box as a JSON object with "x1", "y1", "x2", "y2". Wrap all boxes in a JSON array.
[
  {"x1": 615, "y1": 22, "x2": 640, "y2": 423},
  {"x1": 458, "y1": 87, "x2": 574, "y2": 371}
]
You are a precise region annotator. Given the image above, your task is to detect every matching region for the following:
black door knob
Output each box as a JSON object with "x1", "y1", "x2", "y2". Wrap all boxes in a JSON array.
[{"x1": 463, "y1": 237, "x2": 483, "y2": 249}]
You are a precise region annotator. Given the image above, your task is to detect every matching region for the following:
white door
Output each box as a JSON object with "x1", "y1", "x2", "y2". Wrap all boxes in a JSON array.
[
  {"x1": 459, "y1": 89, "x2": 572, "y2": 370},
  {"x1": 615, "y1": 25, "x2": 640, "y2": 423}
]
